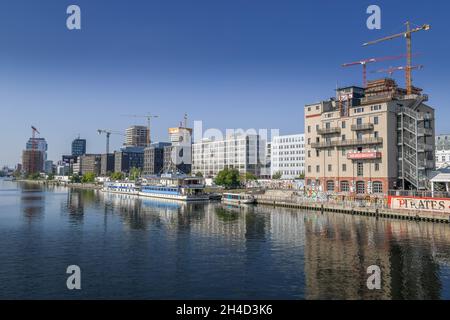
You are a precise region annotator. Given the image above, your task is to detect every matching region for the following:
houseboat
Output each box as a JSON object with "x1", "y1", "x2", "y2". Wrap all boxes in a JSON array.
[
  {"x1": 102, "y1": 181, "x2": 139, "y2": 195},
  {"x1": 139, "y1": 174, "x2": 209, "y2": 201},
  {"x1": 221, "y1": 193, "x2": 256, "y2": 205}
]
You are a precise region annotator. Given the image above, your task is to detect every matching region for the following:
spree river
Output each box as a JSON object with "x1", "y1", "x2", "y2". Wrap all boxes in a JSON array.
[{"x1": 1, "y1": 179, "x2": 450, "y2": 300}]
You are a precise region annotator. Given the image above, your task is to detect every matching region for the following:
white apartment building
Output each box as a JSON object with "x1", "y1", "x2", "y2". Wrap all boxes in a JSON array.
[
  {"x1": 271, "y1": 134, "x2": 305, "y2": 179},
  {"x1": 436, "y1": 149, "x2": 450, "y2": 169},
  {"x1": 192, "y1": 134, "x2": 265, "y2": 178}
]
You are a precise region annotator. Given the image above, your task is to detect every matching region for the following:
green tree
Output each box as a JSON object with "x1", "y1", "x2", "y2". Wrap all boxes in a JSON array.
[
  {"x1": 195, "y1": 172, "x2": 203, "y2": 177},
  {"x1": 296, "y1": 172, "x2": 305, "y2": 179},
  {"x1": 214, "y1": 168, "x2": 240, "y2": 189},
  {"x1": 272, "y1": 171, "x2": 282, "y2": 180},
  {"x1": 70, "y1": 174, "x2": 81, "y2": 183},
  {"x1": 243, "y1": 172, "x2": 257, "y2": 181},
  {"x1": 81, "y1": 172, "x2": 96, "y2": 183},
  {"x1": 47, "y1": 173, "x2": 55, "y2": 181},
  {"x1": 28, "y1": 172, "x2": 40, "y2": 180},
  {"x1": 129, "y1": 167, "x2": 141, "y2": 181},
  {"x1": 110, "y1": 172, "x2": 124, "y2": 181}
]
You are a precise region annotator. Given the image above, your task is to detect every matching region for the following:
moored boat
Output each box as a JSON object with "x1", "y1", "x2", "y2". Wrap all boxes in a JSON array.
[
  {"x1": 139, "y1": 174, "x2": 209, "y2": 201},
  {"x1": 102, "y1": 182, "x2": 139, "y2": 195},
  {"x1": 221, "y1": 193, "x2": 255, "y2": 205}
]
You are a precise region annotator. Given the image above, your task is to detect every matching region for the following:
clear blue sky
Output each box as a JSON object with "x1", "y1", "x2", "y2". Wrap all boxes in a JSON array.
[{"x1": 1, "y1": 0, "x2": 449, "y2": 167}]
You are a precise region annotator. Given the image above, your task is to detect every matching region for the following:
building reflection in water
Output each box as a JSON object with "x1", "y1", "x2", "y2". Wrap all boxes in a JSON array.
[
  {"x1": 20, "y1": 182, "x2": 45, "y2": 220},
  {"x1": 303, "y1": 212, "x2": 450, "y2": 299}
]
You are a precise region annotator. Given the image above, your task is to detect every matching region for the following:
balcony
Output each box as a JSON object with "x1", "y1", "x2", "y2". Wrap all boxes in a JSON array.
[
  {"x1": 347, "y1": 152, "x2": 382, "y2": 160},
  {"x1": 418, "y1": 159, "x2": 435, "y2": 169},
  {"x1": 317, "y1": 127, "x2": 341, "y2": 135},
  {"x1": 311, "y1": 141, "x2": 335, "y2": 149},
  {"x1": 335, "y1": 137, "x2": 383, "y2": 147},
  {"x1": 417, "y1": 127, "x2": 433, "y2": 136},
  {"x1": 351, "y1": 123, "x2": 374, "y2": 131},
  {"x1": 417, "y1": 143, "x2": 433, "y2": 152}
]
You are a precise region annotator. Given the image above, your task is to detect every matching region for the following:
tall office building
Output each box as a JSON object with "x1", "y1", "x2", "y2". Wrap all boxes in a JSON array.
[
  {"x1": 125, "y1": 126, "x2": 148, "y2": 148},
  {"x1": 271, "y1": 134, "x2": 305, "y2": 179},
  {"x1": 25, "y1": 137, "x2": 48, "y2": 170},
  {"x1": 304, "y1": 78, "x2": 435, "y2": 194},
  {"x1": 22, "y1": 149, "x2": 44, "y2": 175},
  {"x1": 101, "y1": 154, "x2": 115, "y2": 176},
  {"x1": 114, "y1": 147, "x2": 145, "y2": 174},
  {"x1": 72, "y1": 137, "x2": 87, "y2": 156},
  {"x1": 143, "y1": 142, "x2": 171, "y2": 176},
  {"x1": 192, "y1": 133, "x2": 265, "y2": 178},
  {"x1": 163, "y1": 126, "x2": 193, "y2": 174}
]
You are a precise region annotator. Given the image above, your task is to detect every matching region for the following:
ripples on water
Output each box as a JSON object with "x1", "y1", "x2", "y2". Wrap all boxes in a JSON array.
[{"x1": 0, "y1": 180, "x2": 449, "y2": 299}]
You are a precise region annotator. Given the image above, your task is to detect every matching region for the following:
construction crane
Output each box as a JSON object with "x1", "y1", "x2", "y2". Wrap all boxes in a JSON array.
[
  {"x1": 371, "y1": 64, "x2": 424, "y2": 77},
  {"x1": 31, "y1": 126, "x2": 40, "y2": 174},
  {"x1": 122, "y1": 114, "x2": 159, "y2": 146},
  {"x1": 363, "y1": 21, "x2": 430, "y2": 95},
  {"x1": 342, "y1": 53, "x2": 417, "y2": 87},
  {"x1": 97, "y1": 129, "x2": 124, "y2": 154}
]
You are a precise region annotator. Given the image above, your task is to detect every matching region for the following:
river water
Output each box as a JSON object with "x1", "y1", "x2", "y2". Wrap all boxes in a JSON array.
[{"x1": 0, "y1": 179, "x2": 449, "y2": 299}]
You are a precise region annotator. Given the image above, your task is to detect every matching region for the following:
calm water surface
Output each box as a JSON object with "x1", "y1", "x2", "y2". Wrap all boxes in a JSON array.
[{"x1": 0, "y1": 179, "x2": 449, "y2": 299}]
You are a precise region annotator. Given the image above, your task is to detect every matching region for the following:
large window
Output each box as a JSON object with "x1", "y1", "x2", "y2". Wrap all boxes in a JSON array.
[
  {"x1": 340, "y1": 181, "x2": 349, "y2": 192},
  {"x1": 327, "y1": 180, "x2": 335, "y2": 192},
  {"x1": 373, "y1": 181, "x2": 383, "y2": 194},
  {"x1": 356, "y1": 181, "x2": 365, "y2": 194},
  {"x1": 357, "y1": 162, "x2": 364, "y2": 176}
]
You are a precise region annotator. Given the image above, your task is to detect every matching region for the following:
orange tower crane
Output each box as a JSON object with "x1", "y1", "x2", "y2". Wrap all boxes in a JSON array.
[
  {"x1": 342, "y1": 53, "x2": 417, "y2": 87},
  {"x1": 363, "y1": 21, "x2": 430, "y2": 95},
  {"x1": 371, "y1": 64, "x2": 424, "y2": 77}
]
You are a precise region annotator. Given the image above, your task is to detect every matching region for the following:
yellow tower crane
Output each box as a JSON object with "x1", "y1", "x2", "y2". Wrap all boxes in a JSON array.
[{"x1": 363, "y1": 22, "x2": 430, "y2": 95}]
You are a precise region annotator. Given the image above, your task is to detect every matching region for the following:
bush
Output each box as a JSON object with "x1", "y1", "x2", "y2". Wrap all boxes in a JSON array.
[{"x1": 214, "y1": 168, "x2": 240, "y2": 189}]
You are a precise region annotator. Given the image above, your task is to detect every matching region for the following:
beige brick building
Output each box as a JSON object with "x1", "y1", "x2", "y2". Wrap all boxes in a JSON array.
[{"x1": 305, "y1": 79, "x2": 435, "y2": 194}]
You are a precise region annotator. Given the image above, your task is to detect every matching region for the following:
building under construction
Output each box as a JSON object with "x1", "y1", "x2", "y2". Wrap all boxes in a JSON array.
[{"x1": 304, "y1": 78, "x2": 435, "y2": 193}]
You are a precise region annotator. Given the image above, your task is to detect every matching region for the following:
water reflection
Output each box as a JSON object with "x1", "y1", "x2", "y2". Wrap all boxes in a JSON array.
[
  {"x1": 3, "y1": 181, "x2": 450, "y2": 299},
  {"x1": 19, "y1": 182, "x2": 45, "y2": 220}
]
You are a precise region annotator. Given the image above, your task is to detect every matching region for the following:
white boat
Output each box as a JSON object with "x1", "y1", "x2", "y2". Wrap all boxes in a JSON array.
[
  {"x1": 139, "y1": 174, "x2": 209, "y2": 201},
  {"x1": 221, "y1": 193, "x2": 256, "y2": 205},
  {"x1": 102, "y1": 182, "x2": 139, "y2": 195}
]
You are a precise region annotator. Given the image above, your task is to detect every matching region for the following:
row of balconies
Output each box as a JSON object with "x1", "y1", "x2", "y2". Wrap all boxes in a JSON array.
[
  {"x1": 311, "y1": 137, "x2": 383, "y2": 149},
  {"x1": 317, "y1": 123, "x2": 375, "y2": 135}
]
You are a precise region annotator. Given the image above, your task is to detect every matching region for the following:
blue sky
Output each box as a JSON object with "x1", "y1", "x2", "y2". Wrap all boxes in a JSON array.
[{"x1": 1, "y1": 0, "x2": 449, "y2": 166}]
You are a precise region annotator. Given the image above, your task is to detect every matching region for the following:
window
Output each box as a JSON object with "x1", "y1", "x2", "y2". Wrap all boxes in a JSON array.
[
  {"x1": 326, "y1": 122, "x2": 331, "y2": 129},
  {"x1": 357, "y1": 132, "x2": 363, "y2": 140},
  {"x1": 316, "y1": 165, "x2": 320, "y2": 173},
  {"x1": 327, "y1": 180, "x2": 335, "y2": 192},
  {"x1": 375, "y1": 163, "x2": 380, "y2": 171},
  {"x1": 342, "y1": 121, "x2": 346, "y2": 129},
  {"x1": 340, "y1": 181, "x2": 349, "y2": 192},
  {"x1": 357, "y1": 162, "x2": 364, "y2": 176},
  {"x1": 357, "y1": 118, "x2": 362, "y2": 125},
  {"x1": 316, "y1": 105, "x2": 319, "y2": 110},
  {"x1": 307, "y1": 138, "x2": 311, "y2": 145},
  {"x1": 316, "y1": 150, "x2": 320, "y2": 157},
  {"x1": 307, "y1": 126, "x2": 311, "y2": 133},
  {"x1": 342, "y1": 134, "x2": 346, "y2": 141},
  {"x1": 327, "y1": 150, "x2": 332, "y2": 157},
  {"x1": 373, "y1": 181, "x2": 383, "y2": 194},
  {"x1": 371, "y1": 104, "x2": 382, "y2": 111},
  {"x1": 328, "y1": 164, "x2": 332, "y2": 172},
  {"x1": 374, "y1": 116, "x2": 379, "y2": 125},
  {"x1": 374, "y1": 131, "x2": 379, "y2": 138},
  {"x1": 316, "y1": 125, "x2": 319, "y2": 131},
  {"x1": 308, "y1": 107, "x2": 311, "y2": 112},
  {"x1": 308, "y1": 150, "x2": 311, "y2": 158},
  {"x1": 308, "y1": 166, "x2": 311, "y2": 173},
  {"x1": 356, "y1": 181, "x2": 365, "y2": 194},
  {"x1": 342, "y1": 149, "x2": 346, "y2": 156},
  {"x1": 342, "y1": 164, "x2": 347, "y2": 172}
]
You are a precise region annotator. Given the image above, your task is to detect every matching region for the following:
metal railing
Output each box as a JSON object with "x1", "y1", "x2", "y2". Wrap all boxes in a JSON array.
[
  {"x1": 351, "y1": 123, "x2": 374, "y2": 131},
  {"x1": 335, "y1": 137, "x2": 383, "y2": 147},
  {"x1": 317, "y1": 127, "x2": 341, "y2": 135}
]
